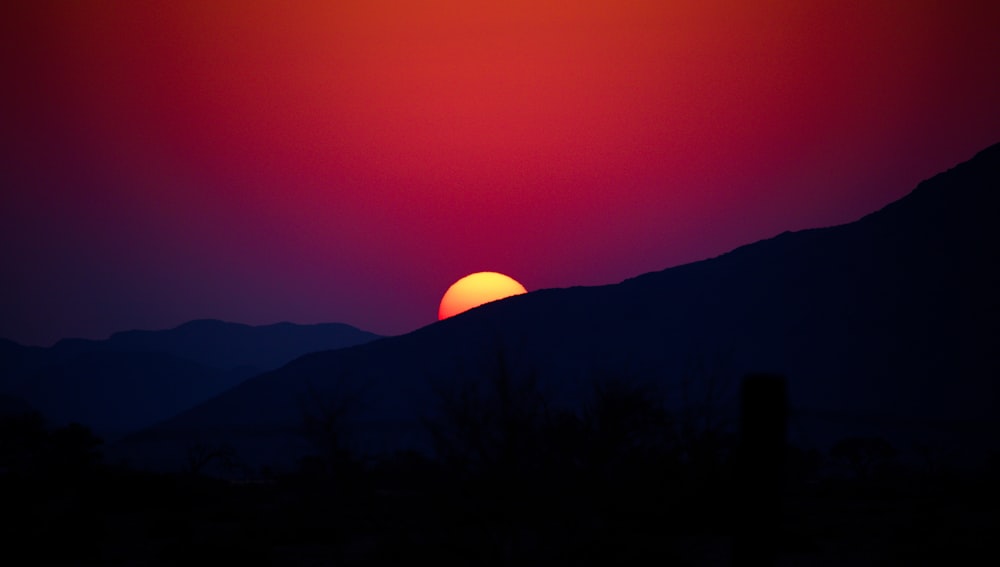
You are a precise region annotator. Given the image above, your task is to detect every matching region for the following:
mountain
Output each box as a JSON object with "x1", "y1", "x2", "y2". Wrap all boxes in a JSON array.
[
  {"x1": 45, "y1": 319, "x2": 381, "y2": 372},
  {"x1": 14, "y1": 351, "x2": 231, "y2": 437},
  {"x1": 0, "y1": 338, "x2": 46, "y2": 390},
  {"x1": 0, "y1": 320, "x2": 380, "y2": 438},
  {"x1": 116, "y1": 143, "x2": 999, "y2": 473}
]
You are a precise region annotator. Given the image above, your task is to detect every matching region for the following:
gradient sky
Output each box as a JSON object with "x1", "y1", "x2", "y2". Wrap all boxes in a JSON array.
[{"x1": 3, "y1": 1, "x2": 999, "y2": 346}]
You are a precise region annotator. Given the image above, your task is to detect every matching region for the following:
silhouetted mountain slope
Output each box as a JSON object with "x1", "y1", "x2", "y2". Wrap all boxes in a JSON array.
[
  {"x1": 0, "y1": 339, "x2": 45, "y2": 390},
  {"x1": 15, "y1": 352, "x2": 229, "y2": 438},
  {"x1": 0, "y1": 392, "x2": 34, "y2": 417},
  {"x1": 610, "y1": 143, "x2": 998, "y2": 417},
  {"x1": 46, "y1": 319, "x2": 381, "y2": 372},
  {"x1": 117, "y1": 143, "x2": 1000, "y2": 472},
  {"x1": 0, "y1": 321, "x2": 380, "y2": 439}
]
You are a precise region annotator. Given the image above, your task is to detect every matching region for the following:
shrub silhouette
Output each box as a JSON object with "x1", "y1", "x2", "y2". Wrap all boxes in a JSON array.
[
  {"x1": 0, "y1": 413, "x2": 106, "y2": 563},
  {"x1": 830, "y1": 436, "x2": 897, "y2": 480},
  {"x1": 0, "y1": 412, "x2": 102, "y2": 477},
  {"x1": 186, "y1": 441, "x2": 238, "y2": 475}
]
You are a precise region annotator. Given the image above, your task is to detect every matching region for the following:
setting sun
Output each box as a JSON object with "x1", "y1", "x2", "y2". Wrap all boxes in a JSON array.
[{"x1": 438, "y1": 272, "x2": 527, "y2": 320}]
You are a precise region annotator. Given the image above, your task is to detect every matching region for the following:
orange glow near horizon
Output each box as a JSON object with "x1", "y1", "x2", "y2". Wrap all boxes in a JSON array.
[
  {"x1": 3, "y1": 1, "x2": 999, "y2": 344},
  {"x1": 438, "y1": 272, "x2": 528, "y2": 320}
]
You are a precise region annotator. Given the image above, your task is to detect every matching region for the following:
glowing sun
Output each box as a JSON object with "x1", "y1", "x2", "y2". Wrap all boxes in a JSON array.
[{"x1": 438, "y1": 272, "x2": 528, "y2": 320}]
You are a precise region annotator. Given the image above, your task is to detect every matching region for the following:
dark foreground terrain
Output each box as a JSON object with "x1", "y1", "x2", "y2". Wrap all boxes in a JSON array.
[{"x1": 3, "y1": 395, "x2": 996, "y2": 567}]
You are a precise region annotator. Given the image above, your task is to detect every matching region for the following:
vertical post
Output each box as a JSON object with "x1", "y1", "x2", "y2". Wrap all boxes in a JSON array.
[{"x1": 732, "y1": 373, "x2": 787, "y2": 567}]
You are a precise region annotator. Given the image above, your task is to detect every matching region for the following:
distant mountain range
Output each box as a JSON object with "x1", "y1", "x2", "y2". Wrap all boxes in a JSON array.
[
  {"x1": 109, "y1": 143, "x2": 1000, "y2": 472},
  {"x1": 0, "y1": 320, "x2": 380, "y2": 439}
]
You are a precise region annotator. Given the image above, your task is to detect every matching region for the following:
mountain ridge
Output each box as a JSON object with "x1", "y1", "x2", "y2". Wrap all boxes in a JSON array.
[
  {"x1": 0, "y1": 319, "x2": 381, "y2": 439},
  {"x1": 110, "y1": 141, "x2": 1000, "y2": 472}
]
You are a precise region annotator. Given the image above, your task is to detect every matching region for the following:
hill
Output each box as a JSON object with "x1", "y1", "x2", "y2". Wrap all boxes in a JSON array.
[
  {"x1": 116, "y1": 143, "x2": 999, "y2": 472},
  {"x1": 0, "y1": 320, "x2": 380, "y2": 439}
]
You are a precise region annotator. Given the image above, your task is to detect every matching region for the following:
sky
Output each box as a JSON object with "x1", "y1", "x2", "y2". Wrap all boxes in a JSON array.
[{"x1": 2, "y1": 1, "x2": 999, "y2": 346}]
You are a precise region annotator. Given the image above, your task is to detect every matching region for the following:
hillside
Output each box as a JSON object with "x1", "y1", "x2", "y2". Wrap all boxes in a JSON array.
[
  {"x1": 116, "y1": 143, "x2": 999, "y2": 472},
  {"x1": 0, "y1": 320, "x2": 380, "y2": 438}
]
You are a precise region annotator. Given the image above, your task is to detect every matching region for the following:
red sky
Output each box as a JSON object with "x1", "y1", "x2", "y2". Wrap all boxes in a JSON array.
[{"x1": 3, "y1": 1, "x2": 999, "y2": 346}]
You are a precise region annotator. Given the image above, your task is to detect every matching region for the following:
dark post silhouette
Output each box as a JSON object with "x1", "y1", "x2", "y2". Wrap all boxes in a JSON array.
[{"x1": 733, "y1": 373, "x2": 787, "y2": 567}]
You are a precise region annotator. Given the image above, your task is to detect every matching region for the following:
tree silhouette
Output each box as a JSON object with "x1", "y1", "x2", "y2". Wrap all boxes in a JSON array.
[
  {"x1": 186, "y1": 441, "x2": 237, "y2": 475},
  {"x1": 733, "y1": 373, "x2": 788, "y2": 567},
  {"x1": 830, "y1": 436, "x2": 896, "y2": 480},
  {"x1": 0, "y1": 413, "x2": 102, "y2": 477},
  {"x1": 424, "y1": 348, "x2": 549, "y2": 474},
  {"x1": 580, "y1": 376, "x2": 677, "y2": 471},
  {"x1": 675, "y1": 350, "x2": 739, "y2": 475},
  {"x1": 0, "y1": 411, "x2": 47, "y2": 474},
  {"x1": 298, "y1": 377, "x2": 366, "y2": 471}
]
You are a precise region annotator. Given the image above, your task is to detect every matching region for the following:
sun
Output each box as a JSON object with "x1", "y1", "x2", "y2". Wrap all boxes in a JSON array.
[{"x1": 438, "y1": 272, "x2": 528, "y2": 320}]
